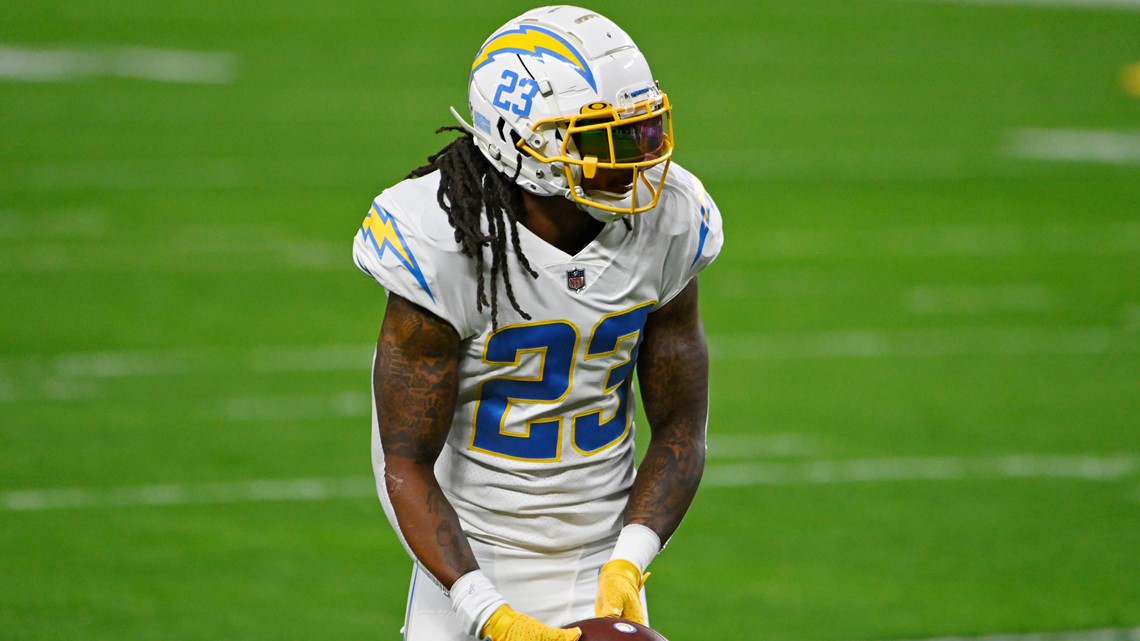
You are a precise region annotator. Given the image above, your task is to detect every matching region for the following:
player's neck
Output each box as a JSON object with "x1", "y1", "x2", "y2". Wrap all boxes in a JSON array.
[{"x1": 520, "y1": 192, "x2": 605, "y2": 256}]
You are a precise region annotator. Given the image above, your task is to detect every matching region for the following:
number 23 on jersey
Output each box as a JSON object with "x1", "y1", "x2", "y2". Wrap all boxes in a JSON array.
[{"x1": 470, "y1": 302, "x2": 655, "y2": 462}]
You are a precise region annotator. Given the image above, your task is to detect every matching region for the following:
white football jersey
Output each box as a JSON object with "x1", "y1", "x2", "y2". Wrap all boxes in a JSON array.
[{"x1": 353, "y1": 162, "x2": 723, "y2": 555}]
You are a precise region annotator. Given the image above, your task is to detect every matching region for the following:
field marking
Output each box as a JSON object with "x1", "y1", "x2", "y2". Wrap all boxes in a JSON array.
[
  {"x1": 684, "y1": 147, "x2": 975, "y2": 181},
  {"x1": 729, "y1": 222, "x2": 1140, "y2": 260},
  {"x1": 0, "y1": 223, "x2": 343, "y2": 273},
  {"x1": 3, "y1": 454, "x2": 1135, "y2": 511},
  {"x1": 859, "y1": 627, "x2": 1140, "y2": 641},
  {"x1": 703, "y1": 454, "x2": 1137, "y2": 487},
  {"x1": 1, "y1": 477, "x2": 375, "y2": 512},
  {"x1": 221, "y1": 392, "x2": 370, "y2": 421},
  {"x1": 892, "y1": 0, "x2": 1140, "y2": 9},
  {"x1": 905, "y1": 283, "x2": 1053, "y2": 315},
  {"x1": 0, "y1": 209, "x2": 109, "y2": 239},
  {"x1": 0, "y1": 46, "x2": 237, "y2": 83},
  {"x1": 708, "y1": 433, "x2": 823, "y2": 459},
  {"x1": 708, "y1": 326, "x2": 1137, "y2": 360},
  {"x1": 1, "y1": 324, "x2": 1136, "y2": 404},
  {"x1": 1, "y1": 222, "x2": 1136, "y2": 274},
  {"x1": 247, "y1": 344, "x2": 377, "y2": 373},
  {"x1": 898, "y1": 0, "x2": 1140, "y2": 9},
  {"x1": 1011, "y1": 129, "x2": 1140, "y2": 165},
  {"x1": 1125, "y1": 304, "x2": 1140, "y2": 331}
]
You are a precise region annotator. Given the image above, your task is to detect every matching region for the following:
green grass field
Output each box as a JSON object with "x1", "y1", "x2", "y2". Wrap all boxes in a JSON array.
[{"x1": 2, "y1": 0, "x2": 1139, "y2": 639}]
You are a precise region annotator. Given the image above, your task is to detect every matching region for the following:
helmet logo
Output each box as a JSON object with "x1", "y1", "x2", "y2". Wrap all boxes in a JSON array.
[
  {"x1": 566, "y1": 267, "x2": 586, "y2": 292},
  {"x1": 472, "y1": 25, "x2": 597, "y2": 92}
]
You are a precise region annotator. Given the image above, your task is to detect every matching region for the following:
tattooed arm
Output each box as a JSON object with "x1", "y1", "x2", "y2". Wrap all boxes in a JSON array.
[
  {"x1": 376, "y1": 295, "x2": 580, "y2": 641},
  {"x1": 373, "y1": 293, "x2": 476, "y2": 588},
  {"x1": 629, "y1": 277, "x2": 709, "y2": 543}
]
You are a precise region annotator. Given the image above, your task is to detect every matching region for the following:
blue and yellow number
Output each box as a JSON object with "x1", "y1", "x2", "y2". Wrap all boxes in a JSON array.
[
  {"x1": 470, "y1": 304, "x2": 655, "y2": 462},
  {"x1": 471, "y1": 321, "x2": 578, "y2": 462},
  {"x1": 572, "y1": 302, "x2": 655, "y2": 454},
  {"x1": 492, "y1": 69, "x2": 541, "y2": 118}
]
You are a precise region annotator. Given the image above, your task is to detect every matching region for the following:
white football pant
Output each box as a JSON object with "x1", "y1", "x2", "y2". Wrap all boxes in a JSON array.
[{"x1": 399, "y1": 535, "x2": 648, "y2": 640}]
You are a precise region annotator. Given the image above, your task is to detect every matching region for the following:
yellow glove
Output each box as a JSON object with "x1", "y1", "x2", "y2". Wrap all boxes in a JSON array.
[
  {"x1": 595, "y1": 559, "x2": 649, "y2": 625},
  {"x1": 479, "y1": 604, "x2": 582, "y2": 641}
]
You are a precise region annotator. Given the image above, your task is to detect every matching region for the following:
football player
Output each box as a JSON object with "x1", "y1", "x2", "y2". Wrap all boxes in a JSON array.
[{"x1": 352, "y1": 5, "x2": 723, "y2": 640}]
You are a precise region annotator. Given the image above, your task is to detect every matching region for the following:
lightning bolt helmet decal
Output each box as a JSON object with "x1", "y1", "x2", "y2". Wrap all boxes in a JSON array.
[{"x1": 471, "y1": 24, "x2": 597, "y2": 92}]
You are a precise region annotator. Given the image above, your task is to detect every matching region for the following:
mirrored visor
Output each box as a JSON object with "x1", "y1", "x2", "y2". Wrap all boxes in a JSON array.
[{"x1": 572, "y1": 114, "x2": 668, "y2": 164}]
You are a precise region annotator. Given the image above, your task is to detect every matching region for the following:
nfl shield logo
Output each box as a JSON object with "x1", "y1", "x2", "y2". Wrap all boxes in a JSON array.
[{"x1": 566, "y1": 267, "x2": 586, "y2": 292}]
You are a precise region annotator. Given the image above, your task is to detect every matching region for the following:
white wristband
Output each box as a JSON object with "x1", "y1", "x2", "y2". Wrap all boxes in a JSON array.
[
  {"x1": 609, "y1": 524, "x2": 662, "y2": 573},
  {"x1": 449, "y1": 570, "x2": 507, "y2": 638}
]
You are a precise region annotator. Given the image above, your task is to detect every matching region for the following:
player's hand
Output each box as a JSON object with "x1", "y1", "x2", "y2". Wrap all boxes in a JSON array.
[
  {"x1": 479, "y1": 604, "x2": 582, "y2": 641},
  {"x1": 595, "y1": 559, "x2": 648, "y2": 625}
]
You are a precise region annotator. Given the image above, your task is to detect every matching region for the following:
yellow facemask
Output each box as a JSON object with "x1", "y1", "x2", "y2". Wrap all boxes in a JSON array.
[{"x1": 517, "y1": 94, "x2": 674, "y2": 215}]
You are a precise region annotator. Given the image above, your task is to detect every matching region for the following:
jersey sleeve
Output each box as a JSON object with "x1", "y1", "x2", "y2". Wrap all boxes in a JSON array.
[
  {"x1": 351, "y1": 188, "x2": 482, "y2": 337},
  {"x1": 657, "y1": 165, "x2": 725, "y2": 306}
]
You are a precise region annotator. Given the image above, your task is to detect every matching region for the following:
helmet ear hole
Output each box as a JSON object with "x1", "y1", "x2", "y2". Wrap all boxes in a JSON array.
[
  {"x1": 493, "y1": 116, "x2": 510, "y2": 144},
  {"x1": 505, "y1": 130, "x2": 529, "y2": 178}
]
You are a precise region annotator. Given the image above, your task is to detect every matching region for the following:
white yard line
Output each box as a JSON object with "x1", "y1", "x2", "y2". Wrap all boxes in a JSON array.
[
  {"x1": 1125, "y1": 304, "x2": 1140, "y2": 331},
  {"x1": 703, "y1": 454, "x2": 1137, "y2": 487},
  {"x1": 246, "y1": 344, "x2": 376, "y2": 373},
  {"x1": 1011, "y1": 129, "x2": 1140, "y2": 165},
  {"x1": 1, "y1": 222, "x2": 1136, "y2": 275},
  {"x1": 858, "y1": 627, "x2": 1140, "y2": 641},
  {"x1": 0, "y1": 209, "x2": 109, "y2": 239},
  {"x1": 3, "y1": 454, "x2": 1135, "y2": 511},
  {"x1": 895, "y1": 0, "x2": 1140, "y2": 9},
  {"x1": 708, "y1": 433, "x2": 823, "y2": 459},
  {"x1": 50, "y1": 350, "x2": 195, "y2": 378},
  {"x1": 708, "y1": 326, "x2": 1135, "y2": 360},
  {"x1": 1, "y1": 477, "x2": 375, "y2": 511},
  {"x1": 730, "y1": 222, "x2": 1140, "y2": 260},
  {"x1": 221, "y1": 392, "x2": 370, "y2": 421},
  {"x1": 905, "y1": 283, "x2": 1053, "y2": 315},
  {"x1": 0, "y1": 325, "x2": 1135, "y2": 406},
  {"x1": 0, "y1": 46, "x2": 237, "y2": 84},
  {"x1": 685, "y1": 148, "x2": 975, "y2": 182}
]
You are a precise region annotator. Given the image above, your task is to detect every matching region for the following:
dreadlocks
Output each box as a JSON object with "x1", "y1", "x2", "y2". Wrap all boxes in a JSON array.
[{"x1": 407, "y1": 126, "x2": 539, "y2": 329}]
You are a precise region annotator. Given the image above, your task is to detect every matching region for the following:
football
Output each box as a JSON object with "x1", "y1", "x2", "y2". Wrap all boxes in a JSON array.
[{"x1": 565, "y1": 617, "x2": 670, "y2": 641}]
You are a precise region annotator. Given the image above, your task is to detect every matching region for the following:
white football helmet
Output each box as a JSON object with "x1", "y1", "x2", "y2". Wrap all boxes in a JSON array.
[{"x1": 450, "y1": 5, "x2": 674, "y2": 221}]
